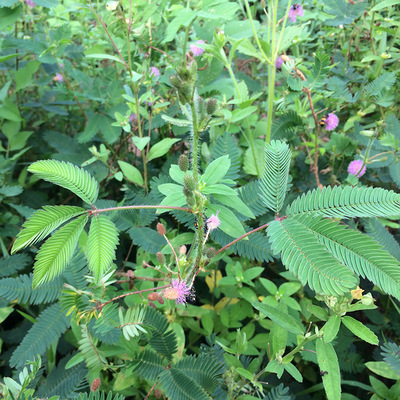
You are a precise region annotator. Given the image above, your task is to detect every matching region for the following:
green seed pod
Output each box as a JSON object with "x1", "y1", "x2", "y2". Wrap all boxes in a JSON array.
[
  {"x1": 179, "y1": 154, "x2": 189, "y2": 172},
  {"x1": 169, "y1": 74, "x2": 181, "y2": 89},
  {"x1": 177, "y1": 66, "x2": 190, "y2": 82},
  {"x1": 186, "y1": 196, "x2": 196, "y2": 208},
  {"x1": 156, "y1": 251, "x2": 166, "y2": 264},
  {"x1": 183, "y1": 186, "x2": 193, "y2": 197},
  {"x1": 178, "y1": 82, "x2": 193, "y2": 104},
  {"x1": 188, "y1": 60, "x2": 197, "y2": 84},
  {"x1": 183, "y1": 175, "x2": 197, "y2": 191},
  {"x1": 205, "y1": 247, "x2": 216, "y2": 259},
  {"x1": 206, "y1": 98, "x2": 218, "y2": 115}
]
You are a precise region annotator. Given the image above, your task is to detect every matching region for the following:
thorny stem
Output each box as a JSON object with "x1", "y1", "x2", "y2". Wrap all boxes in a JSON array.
[{"x1": 303, "y1": 87, "x2": 321, "y2": 187}]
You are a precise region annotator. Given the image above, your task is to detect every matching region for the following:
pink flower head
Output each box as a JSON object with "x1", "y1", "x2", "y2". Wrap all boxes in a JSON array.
[
  {"x1": 24, "y1": 0, "x2": 36, "y2": 7},
  {"x1": 149, "y1": 67, "x2": 160, "y2": 77},
  {"x1": 129, "y1": 113, "x2": 137, "y2": 123},
  {"x1": 275, "y1": 56, "x2": 284, "y2": 70},
  {"x1": 163, "y1": 279, "x2": 191, "y2": 305},
  {"x1": 190, "y1": 40, "x2": 205, "y2": 57},
  {"x1": 288, "y1": 4, "x2": 304, "y2": 22},
  {"x1": 348, "y1": 160, "x2": 366, "y2": 177},
  {"x1": 53, "y1": 73, "x2": 64, "y2": 82},
  {"x1": 324, "y1": 113, "x2": 339, "y2": 131},
  {"x1": 207, "y1": 211, "x2": 221, "y2": 231}
]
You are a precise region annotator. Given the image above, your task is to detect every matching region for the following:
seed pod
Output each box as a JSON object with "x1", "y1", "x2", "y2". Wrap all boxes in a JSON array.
[
  {"x1": 183, "y1": 175, "x2": 196, "y2": 191},
  {"x1": 157, "y1": 223, "x2": 166, "y2": 236},
  {"x1": 178, "y1": 82, "x2": 193, "y2": 103},
  {"x1": 156, "y1": 251, "x2": 166, "y2": 264},
  {"x1": 177, "y1": 66, "x2": 190, "y2": 81},
  {"x1": 206, "y1": 98, "x2": 218, "y2": 115},
  {"x1": 205, "y1": 247, "x2": 216, "y2": 259},
  {"x1": 169, "y1": 74, "x2": 181, "y2": 89},
  {"x1": 157, "y1": 295, "x2": 165, "y2": 304},
  {"x1": 149, "y1": 301, "x2": 156, "y2": 309},
  {"x1": 183, "y1": 186, "x2": 193, "y2": 197},
  {"x1": 179, "y1": 154, "x2": 189, "y2": 172},
  {"x1": 186, "y1": 196, "x2": 196, "y2": 208}
]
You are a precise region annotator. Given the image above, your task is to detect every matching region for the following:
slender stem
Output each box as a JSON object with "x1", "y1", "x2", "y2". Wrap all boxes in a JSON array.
[
  {"x1": 214, "y1": 223, "x2": 269, "y2": 257},
  {"x1": 90, "y1": 205, "x2": 192, "y2": 215},
  {"x1": 190, "y1": 101, "x2": 200, "y2": 182},
  {"x1": 163, "y1": 234, "x2": 181, "y2": 279},
  {"x1": 134, "y1": 87, "x2": 148, "y2": 191},
  {"x1": 356, "y1": 136, "x2": 374, "y2": 177}
]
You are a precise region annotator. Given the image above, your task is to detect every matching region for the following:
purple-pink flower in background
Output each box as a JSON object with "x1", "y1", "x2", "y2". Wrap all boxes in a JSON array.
[
  {"x1": 207, "y1": 212, "x2": 221, "y2": 231},
  {"x1": 324, "y1": 113, "x2": 339, "y2": 131},
  {"x1": 275, "y1": 56, "x2": 284, "y2": 70},
  {"x1": 163, "y1": 279, "x2": 191, "y2": 305},
  {"x1": 54, "y1": 73, "x2": 64, "y2": 82},
  {"x1": 190, "y1": 40, "x2": 205, "y2": 57},
  {"x1": 348, "y1": 160, "x2": 366, "y2": 177},
  {"x1": 129, "y1": 113, "x2": 137, "y2": 123},
  {"x1": 24, "y1": 0, "x2": 36, "y2": 7},
  {"x1": 149, "y1": 67, "x2": 160, "y2": 77},
  {"x1": 288, "y1": 4, "x2": 304, "y2": 22}
]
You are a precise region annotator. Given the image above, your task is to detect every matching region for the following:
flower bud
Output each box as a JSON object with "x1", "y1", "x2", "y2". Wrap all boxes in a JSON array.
[
  {"x1": 178, "y1": 82, "x2": 193, "y2": 103},
  {"x1": 157, "y1": 223, "x2": 166, "y2": 236},
  {"x1": 361, "y1": 293, "x2": 375, "y2": 306},
  {"x1": 179, "y1": 154, "x2": 189, "y2": 172},
  {"x1": 149, "y1": 301, "x2": 156, "y2": 309},
  {"x1": 183, "y1": 175, "x2": 197, "y2": 191},
  {"x1": 206, "y1": 247, "x2": 216, "y2": 259},
  {"x1": 360, "y1": 130, "x2": 375, "y2": 137},
  {"x1": 169, "y1": 74, "x2": 181, "y2": 89},
  {"x1": 91, "y1": 378, "x2": 101, "y2": 392},
  {"x1": 148, "y1": 292, "x2": 160, "y2": 301},
  {"x1": 177, "y1": 66, "x2": 190, "y2": 81},
  {"x1": 156, "y1": 251, "x2": 166, "y2": 264},
  {"x1": 157, "y1": 295, "x2": 165, "y2": 304},
  {"x1": 206, "y1": 98, "x2": 218, "y2": 115},
  {"x1": 179, "y1": 245, "x2": 187, "y2": 256}
]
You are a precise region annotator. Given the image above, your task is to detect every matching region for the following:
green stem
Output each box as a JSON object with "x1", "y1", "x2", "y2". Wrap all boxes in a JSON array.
[
  {"x1": 190, "y1": 101, "x2": 200, "y2": 182},
  {"x1": 357, "y1": 136, "x2": 374, "y2": 177},
  {"x1": 134, "y1": 87, "x2": 148, "y2": 191},
  {"x1": 91, "y1": 205, "x2": 192, "y2": 215}
]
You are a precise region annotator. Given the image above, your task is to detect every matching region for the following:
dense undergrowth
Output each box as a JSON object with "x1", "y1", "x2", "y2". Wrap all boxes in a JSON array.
[{"x1": 1, "y1": 0, "x2": 400, "y2": 399}]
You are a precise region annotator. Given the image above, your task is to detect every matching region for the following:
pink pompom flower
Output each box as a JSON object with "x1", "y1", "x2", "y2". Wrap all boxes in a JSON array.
[
  {"x1": 149, "y1": 67, "x2": 160, "y2": 77},
  {"x1": 207, "y1": 212, "x2": 221, "y2": 231},
  {"x1": 190, "y1": 40, "x2": 205, "y2": 57},
  {"x1": 163, "y1": 279, "x2": 191, "y2": 305},
  {"x1": 288, "y1": 4, "x2": 304, "y2": 22},
  {"x1": 324, "y1": 113, "x2": 339, "y2": 131},
  {"x1": 275, "y1": 56, "x2": 284, "y2": 70},
  {"x1": 24, "y1": 0, "x2": 36, "y2": 7},
  {"x1": 53, "y1": 73, "x2": 64, "y2": 82},
  {"x1": 348, "y1": 160, "x2": 366, "y2": 177}
]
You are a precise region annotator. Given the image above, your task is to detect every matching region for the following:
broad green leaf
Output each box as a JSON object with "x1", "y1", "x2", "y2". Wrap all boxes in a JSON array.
[
  {"x1": 158, "y1": 183, "x2": 183, "y2": 196},
  {"x1": 12, "y1": 206, "x2": 86, "y2": 254},
  {"x1": 307, "y1": 304, "x2": 328, "y2": 321},
  {"x1": 316, "y1": 339, "x2": 341, "y2": 400},
  {"x1": 0, "y1": 5, "x2": 21, "y2": 30},
  {"x1": 0, "y1": 53, "x2": 23, "y2": 63},
  {"x1": 132, "y1": 136, "x2": 150, "y2": 151},
  {"x1": 87, "y1": 215, "x2": 119, "y2": 281},
  {"x1": 147, "y1": 138, "x2": 180, "y2": 162},
  {"x1": 251, "y1": 302, "x2": 303, "y2": 335},
  {"x1": 28, "y1": 160, "x2": 99, "y2": 205},
  {"x1": 236, "y1": 367, "x2": 254, "y2": 381},
  {"x1": 342, "y1": 316, "x2": 379, "y2": 345},
  {"x1": 323, "y1": 315, "x2": 341, "y2": 343},
  {"x1": 213, "y1": 193, "x2": 254, "y2": 218},
  {"x1": 365, "y1": 361, "x2": 400, "y2": 380},
  {"x1": 157, "y1": 191, "x2": 186, "y2": 213},
  {"x1": 33, "y1": 214, "x2": 88, "y2": 288},
  {"x1": 202, "y1": 155, "x2": 230, "y2": 185},
  {"x1": 284, "y1": 363, "x2": 303, "y2": 383},
  {"x1": 0, "y1": 307, "x2": 13, "y2": 323},
  {"x1": 15, "y1": 61, "x2": 41, "y2": 91},
  {"x1": 370, "y1": 0, "x2": 400, "y2": 12},
  {"x1": 86, "y1": 53, "x2": 126, "y2": 66},
  {"x1": 206, "y1": 204, "x2": 246, "y2": 238},
  {"x1": 169, "y1": 164, "x2": 186, "y2": 184},
  {"x1": 202, "y1": 184, "x2": 237, "y2": 196},
  {"x1": 117, "y1": 160, "x2": 144, "y2": 186},
  {"x1": 230, "y1": 106, "x2": 257, "y2": 123}
]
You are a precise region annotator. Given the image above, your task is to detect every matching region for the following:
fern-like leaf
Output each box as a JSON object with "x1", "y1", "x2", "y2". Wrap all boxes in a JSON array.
[
  {"x1": 9, "y1": 303, "x2": 70, "y2": 368},
  {"x1": 79, "y1": 324, "x2": 107, "y2": 371},
  {"x1": 238, "y1": 181, "x2": 269, "y2": 218},
  {"x1": 159, "y1": 368, "x2": 212, "y2": 400},
  {"x1": 260, "y1": 140, "x2": 291, "y2": 213},
  {"x1": 364, "y1": 218, "x2": 400, "y2": 261},
  {"x1": 129, "y1": 349, "x2": 165, "y2": 381},
  {"x1": 119, "y1": 306, "x2": 147, "y2": 341},
  {"x1": 267, "y1": 218, "x2": 358, "y2": 296},
  {"x1": 287, "y1": 186, "x2": 400, "y2": 219},
  {"x1": 87, "y1": 215, "x2": 119, "y2": 281},
  {"x1": 263, "y1": 383, "x2": 292, "y2": 400},
  {"x1": 381, "y1": 342, "x2": 400, "y2": 375},
  {"x1": 12, "y1": 205, "x2": 86, "y2": 254},
  {"x1": 33, "y1": 214, "x2": 88, "y2": 288},
  {"x1": 306, "y1": 50, "x2": 331, "y2": 89},
  {"x1": 74, "y1": 392, "x2": 125, "y2": 400},
  {"x1": 28, "y1": 160, "x2": 99, "y2": 205},
  {"x1": 128, "y1": 227, "x2": 166, "y2": 254},
  {"x1": 296, "y1": 214, "x2": 400, "y2": 300},
  {"x1": 35, "y1": 355, "x2": 88, "y2": 398},
  {"x1": 364, "y1": 71, "x2": 396, "y2": 97},
  {"x1": 0, "y1": 254, "x2": 30, "y2": 278},
  {"x1": 0, "y1": 274, "x2": 63, "y2": 305},
  {"x1": 271, "y1": 111, "x2": 303, "y2": 139},
  {"x1": 143, "y1": 306, "x2": 177, "y2": 360}
]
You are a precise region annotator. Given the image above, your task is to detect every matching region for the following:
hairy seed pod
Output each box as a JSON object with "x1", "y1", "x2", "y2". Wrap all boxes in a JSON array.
[
  {"x1": 205, "y1": 247, "x2": 216, "y2": 259},
  {"x1": 186, "y1": 196, "x2": 196, "y2": 208},
  {"x1": 156, "y1": 251, "x2": 166, "y2": 264},
  {"x1": 183, "y1": 175, "x2": 196, "y2": 191},
  {"x1": 177, "y1": 66, "x2": 190, "y2": 81},
  {"x1": 178, "y1": 82, "x2": 193, "y2": 104},
  {"x1": 157, "y1": 296, "x2": 165, "y2": 305},
  {"x1": 157, "y1": 223, "x2": 166, "y2": 236},
  {"x1": 206, "y1": 98, "x2": 218, "y2": 115},
  {"x1": 149, "y1": 301, "x2": 156, "y2": 309},
  {"x1": 169, "y1": 74, "x2": 181, "y2": 89},
  {"x1": 179, "y1": 154, "x2": 189, "y2": 172},
  {"x1": 183, "y1": 186, "x2": 193, "y2": 197}
]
